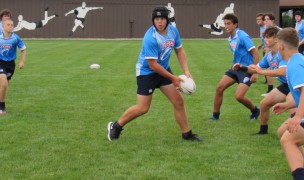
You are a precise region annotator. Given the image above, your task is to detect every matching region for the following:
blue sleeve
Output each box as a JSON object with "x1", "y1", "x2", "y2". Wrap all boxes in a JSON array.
[
  {"x1": 15, "y1": 34, "x2": 25, "y2": 50},
  {"x1": 290, "y1": 63, "x2": 304, "y2": 90},
  {"x1": 278, "y1": 59, "x2": 287, "y2": 67},
  {"x1": 172, "y1": 26, "x2": 181, "y2": 48},
  {"x1": 242, "y1": 34, "x2": 255, "y2": 51},
  {"x1": 142, "y1": 31, "x2": 158, "y2": 59},
  {"x1": 258, "y1": 53, "x2": 269, "y2": 69}
]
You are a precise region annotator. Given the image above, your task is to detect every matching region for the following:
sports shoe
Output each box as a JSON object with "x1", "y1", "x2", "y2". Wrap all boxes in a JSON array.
[
  {"x1": 208, "y1": 116, "x2": 219, "y2": 121},
  {"x1": 0, "y1": 109, "x2": 6, "y2": 114},
  {"x1": 253, "y1": 131, "x2": 268, "y2": 135},
  {"x1": 250, "y1": 107, "x2": 260, "y2": 120},
  {"x1": 182, "y1": 131, "x2": 202, "y2": 142},
  {"x1": 107, "y1": 121, "x2": 123, "y2": 141}
]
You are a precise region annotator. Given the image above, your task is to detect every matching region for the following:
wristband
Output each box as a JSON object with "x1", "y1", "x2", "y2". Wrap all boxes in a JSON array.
[{"x1": 238, "y1": 66, "x2": 248, "y2": 72}]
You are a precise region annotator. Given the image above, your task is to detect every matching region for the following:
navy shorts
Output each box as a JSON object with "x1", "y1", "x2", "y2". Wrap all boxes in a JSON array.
[
  {"x1": 0, "y1": 60, "x2": 16, "y2": 80},
  {"x1": 137, "y1": 68, "x2": 173, "y2": 96},
  {"x1": 276, "y1": 83, "x2": 289, "y2": 96},
  {"x1": 225, "y1": 68, "x2": 252, "y2": 86}
]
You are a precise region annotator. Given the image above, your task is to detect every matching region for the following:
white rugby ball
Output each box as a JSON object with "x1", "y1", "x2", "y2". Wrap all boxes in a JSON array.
[
  {"x1": 90, "y1": 64, "x2": 100, "y2": 69},
  {"x1": 178, "y1": 75, "x2": 196, "y2": 95}
]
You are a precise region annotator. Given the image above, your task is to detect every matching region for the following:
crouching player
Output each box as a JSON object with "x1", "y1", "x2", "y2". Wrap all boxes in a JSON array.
[
  {"x1": 272, "y1": 28, "x2": 304, "y2": 180},
  {"x1": 233, "y1": 27, "x2": 295, "y2": 135}
]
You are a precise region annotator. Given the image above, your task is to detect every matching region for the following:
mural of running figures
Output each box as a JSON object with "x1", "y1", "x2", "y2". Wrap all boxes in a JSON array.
[{"x1": 0, "y1": 0, "x2": 279, "y2": 39}]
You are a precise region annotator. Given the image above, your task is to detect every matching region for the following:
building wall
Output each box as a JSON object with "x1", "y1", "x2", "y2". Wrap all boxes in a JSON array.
[{"x1": 1, "y1": 0, "x2": 279, "y2": 39}]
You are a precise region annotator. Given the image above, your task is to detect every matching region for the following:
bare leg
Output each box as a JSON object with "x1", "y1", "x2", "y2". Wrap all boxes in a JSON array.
[
  {"x1": 160, "y1": 84, "x2": 189, "y2": 133},
  {"x1": 234, "y1": 83, "x2": 255, "y2": 110},
  {"x1": 117, "y1": 94, "x2": 152, "y2": 126},
  {"x1": 260, "y1": 88, "x2": 286, "y2": 125},
  {"x1": 280, "y1": 126, "x2": 304, "y2": 171},
  {"x1": 0, "y1": 75, "x2": 8, "y2": 102},
  {"x1": 213, "y1": 75, "x2": 235, "y2": 113}
]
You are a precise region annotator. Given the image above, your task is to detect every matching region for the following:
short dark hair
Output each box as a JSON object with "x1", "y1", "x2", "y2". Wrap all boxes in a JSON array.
[
  {"x1": 295, "y1": 10, "x2": 303, "y2": 18},
  {"x1": 223, "y1": 13, "x2": 238, "y2": 24},
  {"x1": 264, "y1": 13, "x2": 275, "y2": 20},
  {"x1": 0, "y1": 9, "x2": 11, "y2": 20},
  {"x1": 277, "y1": 28, "x2": 299, "y2": 49},
  {"x1": 256, "y1": 13, "x2": 264, "y2": 20},
  {"x1": 263, "y1": 27, "x2": 280, "y2": 38}
]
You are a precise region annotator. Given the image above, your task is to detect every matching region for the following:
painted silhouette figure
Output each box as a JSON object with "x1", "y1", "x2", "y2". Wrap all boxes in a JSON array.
[
  {"x1": 65, "y1": 2, "x2": 103, "y2": 36},
  {"x1": 14, "y1": 7, "x2": 58, "y2": 32},
  {"x1": 199, "y1": 3, "x2": 234, "y2": 35},
  {"x1": 166, "y1": 3, "x2": 176, "y2": 27}
]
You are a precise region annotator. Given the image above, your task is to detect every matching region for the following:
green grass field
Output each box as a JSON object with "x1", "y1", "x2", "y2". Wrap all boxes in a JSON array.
[{"x1": 0, "y1": 39, "x2": 291, "y2": 179}]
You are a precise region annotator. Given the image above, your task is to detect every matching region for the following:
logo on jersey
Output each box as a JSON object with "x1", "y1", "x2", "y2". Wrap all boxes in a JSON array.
[
  {"x1": 1, "y1": 45, "x2": 12, "y2": 49},
  {"x1": 160, "y1": 40, "x2": 174, "y2": 61},
  {"x1": 243, "y1": 77, "x2": 250, "y2": 83},
  {"x1": 162, "y1": 40, "x2": 174, "y2": 49},
  {"x1": 230, "y1": 42, "x2": 237, "y2": 51},
  {"x1": 1, "y1": 44, "x2": 12, "y2": 56},
  {"x1": 269, "y1": 61, "x2": 279, "y2": 70}
]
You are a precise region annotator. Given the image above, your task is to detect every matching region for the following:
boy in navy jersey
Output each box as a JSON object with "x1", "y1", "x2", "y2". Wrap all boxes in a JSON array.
[
  {"x1": 0, "y1": 19, "x2": 26, "y2": 114},
  {"x1": 107, "y1": 7, "x2": 201, "y2": 142}
]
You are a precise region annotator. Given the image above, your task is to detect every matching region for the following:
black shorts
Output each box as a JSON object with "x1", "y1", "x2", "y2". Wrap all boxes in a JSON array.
[
  {"x1": 137, "y1": 68, "x2": 173, "y2": 96},
  {"x1": 276, "y1": 83, "x2": 289, "y2": 96},
  {"x1": 0, "y1": 60, "x2": 16, "y2": 80},
  {"x1": 225, "y1": 68, "x2": 252, "y2": 86},
  {"x1": 290, "y1": 112, "x2": 304, "y2": 128}
]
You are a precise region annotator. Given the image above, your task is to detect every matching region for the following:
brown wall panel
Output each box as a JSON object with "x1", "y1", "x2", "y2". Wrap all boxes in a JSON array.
[{"x1": 0, "y1": 0, "x2": 279, "y2": 39}]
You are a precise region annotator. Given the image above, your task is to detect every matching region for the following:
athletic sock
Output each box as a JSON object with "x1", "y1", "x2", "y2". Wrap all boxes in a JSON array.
[
  {"x1": 0, "y1": 102, "x2": 5, "y2": 110},
  {"x1": 251, "y1": 106, "x2": 259, "y2": 114},
  {"x1": 113, "y1": 121, "x2": 123, "y2": 131},
  {"x1": 292, "y1": 168, "x2": 304, "y2": 180},
  {"x1": 213, "y1": 112, "x2": 220, "y2": 119},
  {"x1": 260, "y1": 125, "x2": 268, "y2": 133},
  {"x1": 267, "y1": 85, "x2": 273, "y2": 93}
]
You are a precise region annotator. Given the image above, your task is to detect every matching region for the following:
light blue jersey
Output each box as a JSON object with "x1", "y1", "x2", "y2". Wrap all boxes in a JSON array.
[
  {"x1": 286, "y1": 53, "x2": 304, "y2": 110},
  {"x1": 258, "y1": 51, "x2": 287, "y2": 83},
  {"x1": 136, "y1": 24, "x2": 181, "y2": 76},
  {"x1": 260, "y1": 25, "x2": 266, "y2": 49},
  {"x1": 228, "y1": 28, "x2": 255, "y2": 66},
  {"x1": 0, "y1": 32, "x2": 26, "y2": 61},
  {"x1": 295, "y1": 20, "x2": 304, "y2": 41}
]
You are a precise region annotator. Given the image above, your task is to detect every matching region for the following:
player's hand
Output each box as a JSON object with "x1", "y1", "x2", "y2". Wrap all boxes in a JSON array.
[
  {"x1": 272, "y1": 103, "x2": 288, "y2": 115},
  {"x1": 184, "y1": 71, "x2": 193, "y2": 79},
  {"x1": 172, "y1": 76, "x2": 182, "y2": 90},
  {"x1": 286, "y1": 116, "x2": 302, "y2": 133},
  {"x1": 248, "y1": 65, "x2": 261, "y2": 74},
  {"x1": 257, "y1": 44, "x2": 262, "y2": 50},
  {"x1": 65, "y1": 13, "x2": 68, "y2": 16},
  {"x1": 232, "y1": 63, "x2": 241, "y2": 71},
  {"x1": 19, "y1": 61, "x2": 25, "y2": 69}
]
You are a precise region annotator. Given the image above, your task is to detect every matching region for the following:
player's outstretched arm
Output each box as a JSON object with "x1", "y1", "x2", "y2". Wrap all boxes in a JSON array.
[{"x1": 65, "y1": 10, "x2": 74, "y2": 16}]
